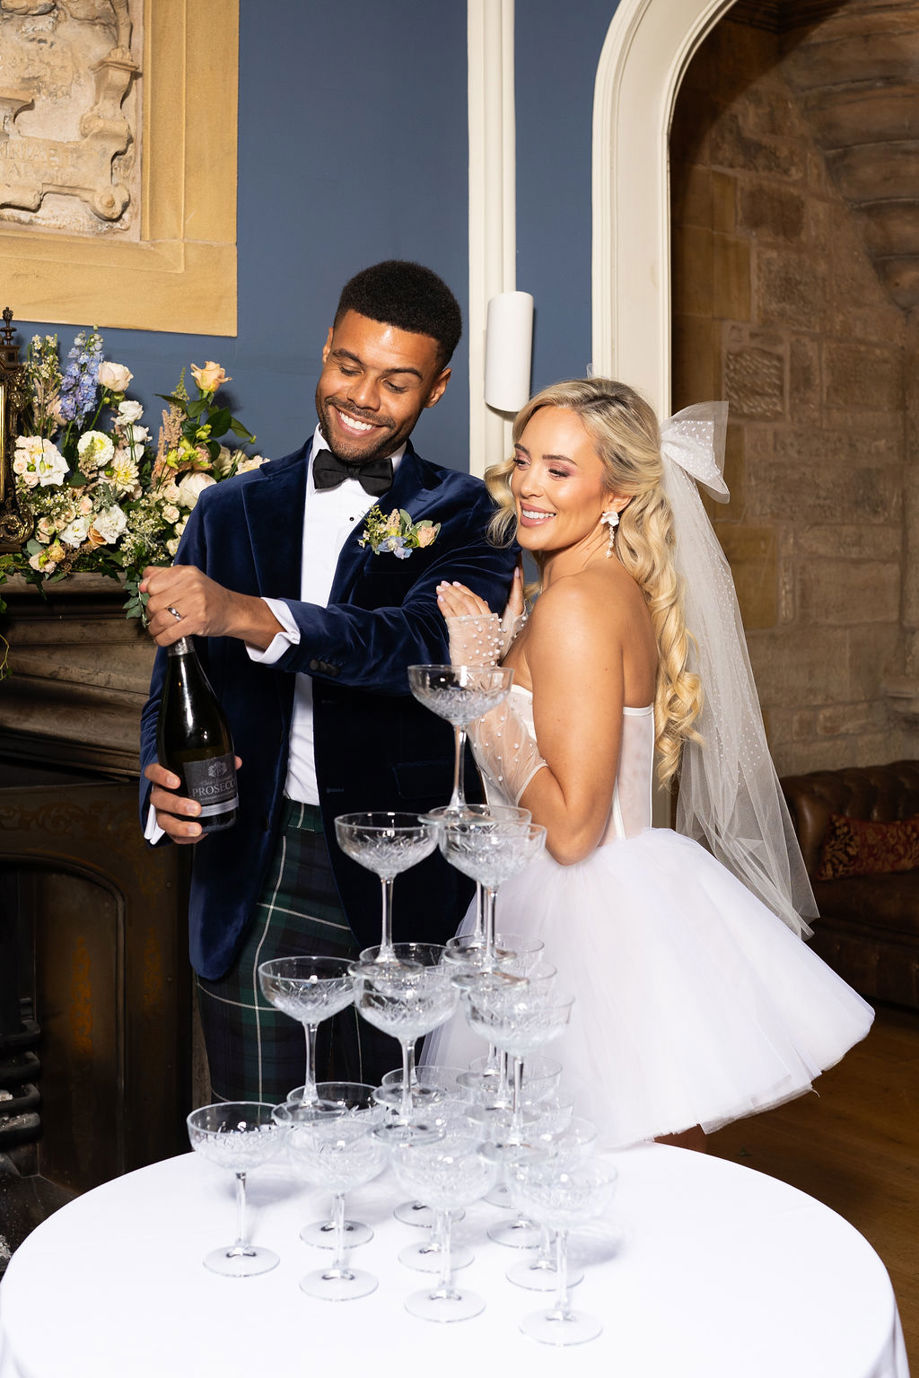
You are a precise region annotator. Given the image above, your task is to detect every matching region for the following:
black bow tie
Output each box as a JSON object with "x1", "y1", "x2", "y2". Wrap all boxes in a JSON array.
[{"x1": 312, "y1": 448, "x2": 393, "y2": 496}]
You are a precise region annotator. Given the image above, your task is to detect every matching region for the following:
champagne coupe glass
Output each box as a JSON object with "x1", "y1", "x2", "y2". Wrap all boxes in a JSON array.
[
  {"x1": 506, "y1": 1117, "x2": 599, "y2": 1292},
  {"x1": 186, "y1": 1102, "x2": 285, "y2": 1277},
  {"x1": 278, "y1": 1102, "x2": 387, "y2": 1302},
  {"x1": 274, "y1": 1082, "x2": 380, "y2": 1248},
  {"x1": 423, "y1": 804, "x2": 530, "y2": 941},
  {"x1": 351, "y1": 945, "x2": 458, "y2": 1135},
  {"x1": 463, "y1": 985, "x2": 573, "y2": 1142},
  {"x1": 407, "y1": 664, "x2": 514, "y2": 814},
  {"x1": 460, "y1": 1050, "x2": 561, "y2": 1114},
  {"x1": 438, "y1": 818, "x2": 546, "y2": 962},
  {"x1": 392, "y1": 1126, "x2": 498, "y2": 1322},
  {"x1": 334, "y1": 812, "x2": 437, "y2": 962},
  {"x1": 373, "y1": 1070, "x2": 471, "y2": 1231},
  {"x1": 257, "y1": 955, "x2": 354, "y2": 1104},
  {"x1": 513, "y1": 1156, "x2": 618, "y2": 1345}
]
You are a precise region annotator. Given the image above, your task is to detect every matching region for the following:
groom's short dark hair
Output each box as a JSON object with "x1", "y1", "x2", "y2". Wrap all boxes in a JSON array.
[{"x1": 335, "y1": 260, "x2": 463, "y2": 368}]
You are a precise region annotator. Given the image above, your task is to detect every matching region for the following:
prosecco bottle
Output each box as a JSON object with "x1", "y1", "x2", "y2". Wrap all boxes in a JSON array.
[{"x1": 156, "y1": 637, "x2": 239, "y2": 833}]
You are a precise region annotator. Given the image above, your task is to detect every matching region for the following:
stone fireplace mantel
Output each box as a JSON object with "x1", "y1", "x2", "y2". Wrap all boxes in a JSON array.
[{"x1": 0, "y1": 573, "x2": 155, "y2": 780}]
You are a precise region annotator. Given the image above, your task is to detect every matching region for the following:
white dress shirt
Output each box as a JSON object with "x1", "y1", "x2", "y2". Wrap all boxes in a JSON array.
[{"x1": 248, "y1": 425, "x2": 405, "y2": 804}]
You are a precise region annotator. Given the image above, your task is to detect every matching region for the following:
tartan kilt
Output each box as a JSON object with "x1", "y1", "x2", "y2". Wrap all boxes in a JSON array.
[{"x1": 196, "y1": 800, "x2": 400, "y2": 1103}]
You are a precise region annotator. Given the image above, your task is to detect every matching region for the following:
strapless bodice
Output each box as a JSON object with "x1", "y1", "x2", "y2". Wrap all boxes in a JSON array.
[{"x1": 486, "y1": 686, "x2": 655, "y2": 840}]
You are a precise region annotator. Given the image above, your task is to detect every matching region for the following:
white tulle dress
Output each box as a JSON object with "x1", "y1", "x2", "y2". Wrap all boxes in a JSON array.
[{"x1": 426, "y1": 688, "x2": 875, "y2": 1147}]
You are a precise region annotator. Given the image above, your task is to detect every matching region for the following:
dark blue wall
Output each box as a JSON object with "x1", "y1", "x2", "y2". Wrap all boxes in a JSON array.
[
  {"x1": 15, "y1": 2, "x2": 619, "y2": 466},
  {"x1": 515, "y1": 1, "x2": 617, "y2": 392},
  {"x1": 16, "y1": 0, "x2": 470, "y2": 468}
]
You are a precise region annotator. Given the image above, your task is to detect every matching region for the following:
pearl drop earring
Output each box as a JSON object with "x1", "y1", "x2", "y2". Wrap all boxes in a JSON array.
[{"x1": 600, "y1": 509, "x2": 619, "y2": 557}]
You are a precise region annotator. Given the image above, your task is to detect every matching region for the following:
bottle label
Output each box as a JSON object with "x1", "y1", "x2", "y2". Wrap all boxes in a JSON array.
[{"x1": 182, "y1": 754, "x2": 239, "y2": 817}]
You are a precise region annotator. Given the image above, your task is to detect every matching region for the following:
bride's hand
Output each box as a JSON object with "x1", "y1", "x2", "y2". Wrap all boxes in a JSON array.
[
  {"x1": 435, "y1": 581, "x2": 492, "y2": 619},
  {"x1": 436, "y1": 566, "x2": 525, "y2": 623},
  {"x1": 436, "y1": 569, "x2": 527, "y2": 668},
  {"x1": 436, "y1": 581, "x2": 502, "y2": 666}
]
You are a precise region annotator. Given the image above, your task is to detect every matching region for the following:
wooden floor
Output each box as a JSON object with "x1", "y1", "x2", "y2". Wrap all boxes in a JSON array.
[{"x1": 709, "y1": 1001, "x2": 919, "y2": 1369}]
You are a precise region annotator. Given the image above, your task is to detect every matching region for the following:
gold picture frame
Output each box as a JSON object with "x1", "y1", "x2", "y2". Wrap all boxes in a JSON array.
[{"x1": 0, "y1": 0, "x2": 238, "y2": 337}]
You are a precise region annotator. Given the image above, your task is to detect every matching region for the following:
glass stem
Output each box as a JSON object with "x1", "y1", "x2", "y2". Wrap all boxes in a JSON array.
[
  {"x1": 472, "y1": 881, "x2": 485, "y2": 941},
  {"x1": 303, "y1": 1022, "x2": 318, "y2": 1103},
  {"x1": 434, "y1": 1208, "x2": 456, "y2": 1298},
  {"x1": 399, "y1": 1038, "x2": 413, "y2": 1121},
  {"x1": 537, "y1": 1223, "x2": 554, "y2": 1269},
  {"x1": 232, "y1": 1170, "x2": 251, "y2": 1255},
  {"x1": 379, "y1": 876, "x2": 395, "y2": 958},
  {"x1": 552, "y1": 1228, "x2": 573, "y2": 1318},
  {"x1": 330, "y1": 1191, "x2": 348, "y2": 1275},
  {"x1": 511, "y1": 1056, "x2": 524, "y2": 1136},
  {"x1": 449, "y1": 724, "x2": 467, "y2": 811},
  {"x1": 483, "y1": 886, "x2": 497, "y2": 960}
]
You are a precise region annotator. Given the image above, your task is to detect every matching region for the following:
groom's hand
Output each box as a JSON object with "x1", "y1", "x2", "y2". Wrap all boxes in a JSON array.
[
  {"x1": 140, "y1": 565, "x2": 282, "y2": 650},
  {"x1": 145, "y1": 758, "x2": 244, "y2": 843}
]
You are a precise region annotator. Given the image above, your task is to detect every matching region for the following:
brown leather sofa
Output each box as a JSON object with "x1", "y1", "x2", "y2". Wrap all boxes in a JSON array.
[{"x1": 780, "y1": 760, "x2": 919, "y2": 1009}]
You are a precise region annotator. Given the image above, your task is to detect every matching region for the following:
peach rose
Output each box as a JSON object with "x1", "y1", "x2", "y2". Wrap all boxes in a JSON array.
[{"x1": 191, "y1": 361, "x2": 230, "y2": 393}]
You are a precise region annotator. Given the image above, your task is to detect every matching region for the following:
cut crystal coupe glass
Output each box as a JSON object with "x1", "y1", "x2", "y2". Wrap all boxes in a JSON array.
[
  {"x1": 334, "y1": 812, "x2": 437, "y2": 962},
  {"x1": 407, "y1": 664, "x2": 513, "y2": 814},
  {"x1": 257, "y1": 955, "x2": 354, "y2": 1104},
  {"x1": 351, "y1": 944, "x2": 458, "y2": 1136},
  {"x1": 186, "y1": 1101, "x2": 286, "y2": 1277}
]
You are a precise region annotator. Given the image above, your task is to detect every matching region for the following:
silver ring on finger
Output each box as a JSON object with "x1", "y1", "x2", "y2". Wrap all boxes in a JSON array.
[{"x1": 167, "y1": 605, "x2": 183, "y2": 622}]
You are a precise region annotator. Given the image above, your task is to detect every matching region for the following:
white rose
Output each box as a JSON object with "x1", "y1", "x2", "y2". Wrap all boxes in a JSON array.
[
  {"x1": 88, "y1": 504, "x2": 128, "y2": 546},
  {"x1": 235, "y1": 454, "x2": 267, "y2": 475},
  {"x1": 98, "y1": 361, "x2": 133, "y2": 393},
  {"x1": 128, "y1": 424, "x2": 149, "y2": 446},
  {"x1": 162, "y1": 503, "x2": 180, "y2": 524},
  {"x1": 60, "y1": 515, "x2": 92, "y2": 548},
  {"x1": 116, "y1": 400, "x2": 144, "y2": 426},
  {"x1": 176, "y1": 471, "x2": 216, "y2": 509},
  {"x1": 77, "y1": 430, "x2": 115, "y2": 470},
  {"x1": 166, "y1": 537, "x2": 179, "y2": 557}
]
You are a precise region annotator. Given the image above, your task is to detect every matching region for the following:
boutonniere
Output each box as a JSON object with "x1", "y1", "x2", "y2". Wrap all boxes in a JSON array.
[{"x1": 359, "y1": 505, "x2": 441, "y2": 559}]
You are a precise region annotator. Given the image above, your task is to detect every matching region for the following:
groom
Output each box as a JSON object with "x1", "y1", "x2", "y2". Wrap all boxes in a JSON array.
[{"x1": 139, "y1": 260, "x2": 517, "y2": 1101}]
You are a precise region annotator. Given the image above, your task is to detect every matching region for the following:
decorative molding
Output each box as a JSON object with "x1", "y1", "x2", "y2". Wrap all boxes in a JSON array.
[
  {"x1": 467, "y1": 0, "x2": 517, "y2": 479},
  {"x1": 0, "y1": 0, "x2": 238, "y2": 337},
  {"x1": 591, "y1": 0, "x2": 737, "y2": 417},
  {"x1": 0, "y1": 575, "x2": 153, "y2": 778}
]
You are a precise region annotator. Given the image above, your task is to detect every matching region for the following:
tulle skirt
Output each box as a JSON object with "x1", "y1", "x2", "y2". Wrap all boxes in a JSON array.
[{"x1": 424, "y1": 828, "x2": 874, "y2": 1147}]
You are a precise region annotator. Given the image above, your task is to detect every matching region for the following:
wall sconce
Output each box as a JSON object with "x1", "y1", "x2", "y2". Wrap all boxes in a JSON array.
[{"x1": 484, "y1": 290, "x2": 534, "y2": 414}]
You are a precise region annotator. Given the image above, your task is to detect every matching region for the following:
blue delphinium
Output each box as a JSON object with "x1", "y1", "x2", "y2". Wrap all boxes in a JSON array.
[{"x1": 58, "y1": 329, "x2": 103, "y2": 425}]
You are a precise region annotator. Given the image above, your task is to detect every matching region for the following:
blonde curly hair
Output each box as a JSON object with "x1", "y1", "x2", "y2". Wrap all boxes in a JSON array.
[{"x1": 486, "y1": 377, "x2": 702, "y2": 785}]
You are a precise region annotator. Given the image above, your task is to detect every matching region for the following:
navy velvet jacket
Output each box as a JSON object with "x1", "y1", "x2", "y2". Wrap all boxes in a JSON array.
[{"x1": 139, "y1": 438, "x2": 518, "y2": 980}]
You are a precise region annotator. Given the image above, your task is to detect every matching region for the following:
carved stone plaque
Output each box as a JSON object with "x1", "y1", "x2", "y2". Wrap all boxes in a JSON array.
[{"x1": 0, "y1": 0, "x2": 143, "y2": 238}]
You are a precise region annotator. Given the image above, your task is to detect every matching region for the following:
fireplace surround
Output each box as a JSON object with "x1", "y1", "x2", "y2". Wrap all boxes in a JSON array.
[{"x1": 0, "y1": 575, "x2": 191, "y2": 1267}]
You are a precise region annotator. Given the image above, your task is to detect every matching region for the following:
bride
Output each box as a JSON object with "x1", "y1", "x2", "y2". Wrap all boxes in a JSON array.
[{"x1": 427, "y1": 378, "x2": 873, "y2": 1148}]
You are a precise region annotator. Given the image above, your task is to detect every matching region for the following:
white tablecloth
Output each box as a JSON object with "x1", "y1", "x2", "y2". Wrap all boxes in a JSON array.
[{"x1": 0, "y1": 1143, "x2": 909, "y2": 1378}]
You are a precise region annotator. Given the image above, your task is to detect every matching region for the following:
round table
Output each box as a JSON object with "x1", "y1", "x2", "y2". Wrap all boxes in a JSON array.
[{"x1": 0, "y1": 1144, "x2": 908, "y2": 1378}]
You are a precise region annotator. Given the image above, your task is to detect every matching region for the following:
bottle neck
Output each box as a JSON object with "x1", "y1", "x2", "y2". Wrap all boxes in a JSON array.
[{"x1": 167, "y1": 637, "x2": 194, "y2": 657}]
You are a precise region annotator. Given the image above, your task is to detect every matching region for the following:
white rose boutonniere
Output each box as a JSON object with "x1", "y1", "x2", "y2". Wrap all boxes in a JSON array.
[{"x1": 359, "y1": 505, "x2": 441, "y2": 559}]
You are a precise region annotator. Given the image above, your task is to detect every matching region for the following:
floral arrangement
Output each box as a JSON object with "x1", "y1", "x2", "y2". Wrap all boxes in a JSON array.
[
  {"x1": 0, "y1": 330, "x2": 265, "y2": 624},
  {"x1": 359, "y1": 504, "x2": 440, "y2": 558}
]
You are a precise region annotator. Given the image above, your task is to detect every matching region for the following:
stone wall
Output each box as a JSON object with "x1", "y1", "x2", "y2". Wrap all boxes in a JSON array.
[{"x1": 671, "y1": 17, "x2": 913, "y2": 774}]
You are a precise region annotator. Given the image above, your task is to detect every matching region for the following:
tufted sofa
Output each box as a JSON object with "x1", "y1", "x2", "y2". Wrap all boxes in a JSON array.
[{"x1": 780, "y1": 760, "x2": 919, "y2": 1009}]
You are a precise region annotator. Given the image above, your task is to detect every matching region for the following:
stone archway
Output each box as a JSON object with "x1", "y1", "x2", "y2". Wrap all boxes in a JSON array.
[{"x1": 590, "y1": 0, "x2": 737, "y2": 415}]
